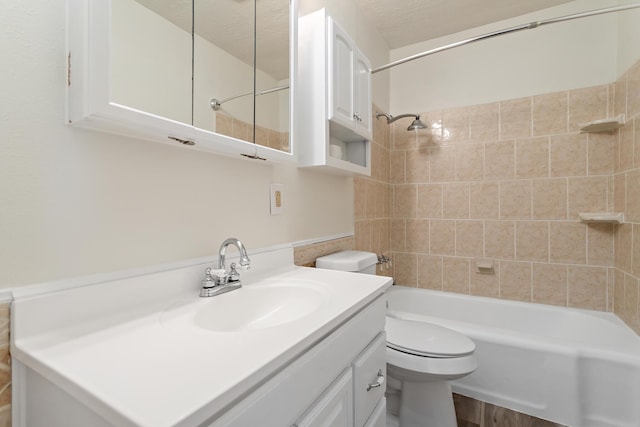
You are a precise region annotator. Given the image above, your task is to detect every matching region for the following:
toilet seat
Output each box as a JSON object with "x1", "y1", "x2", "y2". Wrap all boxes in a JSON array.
[
  {"x1": 386, "y1": 346, "x2": 477, "y2": 381},
  {"x1": 386, "y1": 317, "x2": 475, "y2": 358}
]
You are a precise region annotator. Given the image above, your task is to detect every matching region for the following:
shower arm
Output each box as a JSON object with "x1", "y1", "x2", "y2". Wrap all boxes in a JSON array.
[
  {"x1": 376, "y1": 113, "x2": 419, "y2": 124},
  {"x1": 371, "y1": 2, "x2": 640, "y2": 74}
]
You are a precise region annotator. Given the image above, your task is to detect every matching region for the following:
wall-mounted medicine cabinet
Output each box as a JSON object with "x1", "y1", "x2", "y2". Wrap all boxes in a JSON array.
[
  {"x1": 67, "y1": 0, "x2": 296, "y2": 163},
  {"x1": 296, "y1": 9, "x2": 372, "y2": 176}
]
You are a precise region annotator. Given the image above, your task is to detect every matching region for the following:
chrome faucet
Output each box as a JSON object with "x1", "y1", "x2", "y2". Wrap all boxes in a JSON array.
[
  {"x1": 200, "y1": 238, "x2": 251, "y2": 297},
  {"x1": 218, "y1": 237, "x2": 251, "y2": 271}
]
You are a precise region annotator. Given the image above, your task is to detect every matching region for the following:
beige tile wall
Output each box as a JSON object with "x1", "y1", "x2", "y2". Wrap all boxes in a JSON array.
[
  {"x1": 0, "y1": 304, "x2": 10, "y2": 427},
  {"x1": 389, "y1": 83, "x2": 621, "y2": 314},
  {"x1": 613, "y1": 59, "x2": 640, "y2": 335},
  {"x1": 353, "y1": 106, "x2": 394, "y2": 278}
]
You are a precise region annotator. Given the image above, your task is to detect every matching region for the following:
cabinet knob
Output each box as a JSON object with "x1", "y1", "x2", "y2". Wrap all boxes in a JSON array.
[
  {"x1": 366, "y1": 369, "x2": 385, "y2": 391},
  {"x1": 353, "y1": 113, "x2": 362, "y2": 122}
]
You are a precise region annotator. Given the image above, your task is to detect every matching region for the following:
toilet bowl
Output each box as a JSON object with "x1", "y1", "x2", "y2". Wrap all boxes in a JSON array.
[
  {"x1": 386, "y1": 316, "x2": 477, "y2": 427},
  {"x1": 316, "y1": 250, "x2": 477, "y2": 427}
]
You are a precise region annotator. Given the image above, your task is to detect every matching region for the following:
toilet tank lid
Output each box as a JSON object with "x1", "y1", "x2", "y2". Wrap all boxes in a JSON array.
[{"x1": 316, "y1": 250, "x2": 378, "y2": 272}]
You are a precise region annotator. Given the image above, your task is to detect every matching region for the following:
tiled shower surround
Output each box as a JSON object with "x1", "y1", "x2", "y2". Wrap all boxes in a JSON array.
[
  {"x1": 359, "y1": 59, "x2": 640, "y2": 336},
  {"x1": 388, "y1": 84, "x2": 617, "y2": 310},
  {"x1": 0, "y1": 303, "x2": 10, "y2": 427},
  {"x1": 613, "y1": 58, "x2": 640, "y2": 335},
  {"x1": 353, "y1": 104, "x2": 393, "y2": 279}
]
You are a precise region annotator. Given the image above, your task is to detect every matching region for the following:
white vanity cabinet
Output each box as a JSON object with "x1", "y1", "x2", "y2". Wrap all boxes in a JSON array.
[
  {"x1": 293, "y1": 370, "x2": 354, "y2": 427},
  {"x1": 296, "y1": 9, "x2": 372, "y2": 176},
  {"x1": 353, "y1": 333, "x2": 386, "y2": 426},
  {"x1": 16, "y1": 292, "x2": 387, "y2": 427},
  {"x1": 364, "y1": 399, "x2": 387, "y2": 427},
  {"x1": 13, "y1": 254, "x2": 392, "y2": 427},
  {"x1": 209, "y1": 296, "x2": 387, "y2": 427}
]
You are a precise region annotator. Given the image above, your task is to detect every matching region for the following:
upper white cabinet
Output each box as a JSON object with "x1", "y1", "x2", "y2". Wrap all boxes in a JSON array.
[
  {"x1": 328, "y1": 22, "x2": 355, "y2": 130},
  {"x1": 328, "y1": 18, "x2": 372, "y2": 140},
  {"x1": 67, "y1": 0, "x2": 295, "y2": 164},
  {"x1": 296, "y1": 9, "x2": 372, "y2": 176},
  {"x1": 354, "y1": 53, "x2": 372, "y2": 137}
]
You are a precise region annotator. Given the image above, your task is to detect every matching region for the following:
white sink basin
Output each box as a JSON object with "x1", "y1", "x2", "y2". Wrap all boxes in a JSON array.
[{"x1": 162, "y1": 281, "x2": 327, "y2": 333}]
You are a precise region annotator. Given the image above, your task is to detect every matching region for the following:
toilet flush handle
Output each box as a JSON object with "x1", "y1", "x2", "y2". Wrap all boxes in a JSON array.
[{"x1": 366, "y1": 369, "x2": 385, "y2": 391}]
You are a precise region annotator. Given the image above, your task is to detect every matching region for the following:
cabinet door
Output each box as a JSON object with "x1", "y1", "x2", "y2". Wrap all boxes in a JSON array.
[
  {"x1": 353, "y1": 332, "x2": 386, "y2": 427},
  {"x1": 354, "y1": 49, "x2": 372, "y2": 139},
  {"x1": 294, "y1": 369, "x2": 354, "y2": 427},
  {"x1": 328, "y1": 17, "x2": 355, "y2": 130},
  {"x1": 363, "y1": 398, "x2": 386, "y2": 427}
]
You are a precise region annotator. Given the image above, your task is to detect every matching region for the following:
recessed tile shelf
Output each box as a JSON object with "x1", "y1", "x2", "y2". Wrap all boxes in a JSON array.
[
  {"x1": 579, "y1": 114, "x2": 625, "y2": 133},
  {"x1": 579, "y1": 212, "x2": 624, "y2": 224}
]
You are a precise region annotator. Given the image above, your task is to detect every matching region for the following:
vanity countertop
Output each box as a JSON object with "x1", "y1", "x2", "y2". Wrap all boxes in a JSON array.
[{"x1": 12, "y1": 260, "x2": 392, "y2": 427}]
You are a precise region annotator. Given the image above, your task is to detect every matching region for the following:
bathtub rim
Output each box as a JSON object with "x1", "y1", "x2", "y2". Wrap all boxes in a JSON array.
[{"x1": 385, "y1": 286, "x2": 640, "y2": 362}]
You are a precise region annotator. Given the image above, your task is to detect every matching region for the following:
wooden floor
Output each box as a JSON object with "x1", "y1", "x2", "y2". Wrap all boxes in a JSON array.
[{"x1": 453, "y1": 393, "x2": 566, "y2": 427}]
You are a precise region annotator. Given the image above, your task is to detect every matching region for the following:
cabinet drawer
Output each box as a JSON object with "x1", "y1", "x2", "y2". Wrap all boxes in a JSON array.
[{"x1": 353, "y1": 332, "x2": 386, "y2": 427}]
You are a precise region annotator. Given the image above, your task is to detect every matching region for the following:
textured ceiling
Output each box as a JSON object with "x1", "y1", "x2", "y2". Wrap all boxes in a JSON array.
[{"x1": 134, "y1": 0, "x2": 574, "y2": 79}]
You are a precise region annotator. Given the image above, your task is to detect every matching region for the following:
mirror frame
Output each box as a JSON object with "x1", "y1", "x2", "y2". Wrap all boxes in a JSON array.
[{"x1": 67, "y1": 0, "x2": 296, "y2": 164}]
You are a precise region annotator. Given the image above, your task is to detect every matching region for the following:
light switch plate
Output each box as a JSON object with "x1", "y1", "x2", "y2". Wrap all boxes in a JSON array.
[{"x1": 270, "y1": 183, "x2": 284, "y2": 215}]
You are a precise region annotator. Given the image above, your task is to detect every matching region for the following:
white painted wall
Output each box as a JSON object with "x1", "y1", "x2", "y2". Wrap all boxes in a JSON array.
[
  {"x1": 389, "y1": 0, "x2": 624, "y2": 113},
  {"x1": 0, "y1": 0, "x2": 353, "y2": 287}
]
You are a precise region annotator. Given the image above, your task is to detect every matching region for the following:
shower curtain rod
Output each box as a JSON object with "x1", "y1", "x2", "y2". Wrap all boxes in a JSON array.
[
  {"x1": 371, "y1": 3, "x2": 640, "y2": 74},
  {"x1": 210, "y1": 85, "x2": 290, "y2": 111}
]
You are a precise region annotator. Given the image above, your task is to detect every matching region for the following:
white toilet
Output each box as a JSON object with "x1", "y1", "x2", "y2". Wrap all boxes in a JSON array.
[{"x1": 316, "y1": 251, "x2": 477, "y2": 427}]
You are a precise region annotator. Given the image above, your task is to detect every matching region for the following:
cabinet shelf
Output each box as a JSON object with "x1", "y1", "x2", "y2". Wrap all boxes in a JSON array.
[
  {"x1": 579, "y1": 212, "x2": 624, "y2": 224},
  {"x1": 579, "y1": 114, "x2": 625, "y2": 133}
]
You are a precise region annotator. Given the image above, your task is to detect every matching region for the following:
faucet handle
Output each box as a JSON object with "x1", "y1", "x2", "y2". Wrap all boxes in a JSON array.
[
  {"x1": 203, "y1": 268, "x2": 229, "y2": 286},
  {"x1": 228, "y1": 263, "x2": 241, "y2": 281},
  {"x1": 201, "y1": 268, "x2": 216, "y2": 288}
]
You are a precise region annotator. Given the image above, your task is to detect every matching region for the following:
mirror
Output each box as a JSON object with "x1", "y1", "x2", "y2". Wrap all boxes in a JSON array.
[
  {"x1": 111, "y1": 0, "x2": 193, "y2": 125},
  {"x1": 255, "y1": 0, "x2": 291, "y2": 152},
  {"x1": 192, "y1": 0, "x2": 255, "y2": 144},
  {"x1": 110, "y1": 0, "x2": 292, "y2": 153}
]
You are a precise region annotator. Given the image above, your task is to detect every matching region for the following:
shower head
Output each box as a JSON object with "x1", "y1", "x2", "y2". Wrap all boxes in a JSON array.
[
  {"x1": 375, "y1": 112, "x2": 427, "y2": 131},
  {"x1": 408, "y1": 117, "x2": 427, "y2": 131}
]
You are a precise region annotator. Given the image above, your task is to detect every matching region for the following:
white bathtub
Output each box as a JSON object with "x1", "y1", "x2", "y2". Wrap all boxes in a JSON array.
[{"x1": 385, "y1": 286, "x2": 640, "y2": 427}]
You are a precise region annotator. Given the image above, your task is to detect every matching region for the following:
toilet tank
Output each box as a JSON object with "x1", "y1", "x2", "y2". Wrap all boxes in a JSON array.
[{"x1": 315, "y1": 250, "x2": 378, "y2": 275}]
